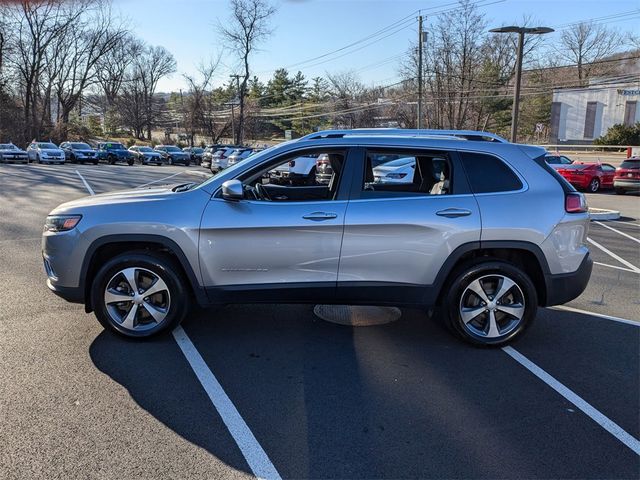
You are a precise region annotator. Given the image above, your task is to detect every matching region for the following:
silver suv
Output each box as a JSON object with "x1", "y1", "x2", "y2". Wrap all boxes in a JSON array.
[{"x1": 42, "y1": 129, "x2": 592, "y2": 345}]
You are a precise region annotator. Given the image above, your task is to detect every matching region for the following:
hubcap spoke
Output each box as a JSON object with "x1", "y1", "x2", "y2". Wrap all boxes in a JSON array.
[
  {"x1": 486, "y1": 310, "x2": 501, "y2": 337},
  {"x1": 121, "y1": 267, "x2": 138, "y2": 292},
  {"x1": 461, "y1": 306, "x2": 486, "y2": 324},
  {"x1": 142, "y1": 301, "x2": 167, "y2": 323},
  {"x1": 143, "y1": 277, "x2": 168, "y2": 297},
  {"x1": 121, "y1": 304, "x2": 138, "y2": 330},
  {"x1": 467, "y1": 279, "x2": 490, "y2": 303},
  {"x1": 494, "y1": 277, "x2": 516, "y2": 303},
  {"x1": 104, "y1": 289, "x2": 133, "y2": 305},
  {"x1": 497, "y1": 304, "x2": 525, "y2": 320}
]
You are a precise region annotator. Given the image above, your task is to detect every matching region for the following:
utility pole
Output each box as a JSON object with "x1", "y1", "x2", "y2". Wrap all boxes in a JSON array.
[
  {"x1": 230, "y1": 74, "x2": 242, "y2": 144},
  {"x1": 417, "y1": 15, "x2": 423, "y2": 129}
]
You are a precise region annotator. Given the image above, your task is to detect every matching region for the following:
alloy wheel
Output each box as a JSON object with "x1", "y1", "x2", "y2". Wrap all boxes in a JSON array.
[
  {"x1": 589, "y1": 178, "x2": 600, "y2": 192},
  {"x1": 103, "y1": 267, "x2": 171, "y2": 332},
  {"x1": 459, "y1": 274, "x2": 525, "y2": 338}
]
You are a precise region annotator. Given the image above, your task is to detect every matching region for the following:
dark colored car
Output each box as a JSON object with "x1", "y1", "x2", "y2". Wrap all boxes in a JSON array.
[
  {"x1": 60, "y1": 142, "x2": 99, "y2": 164},
  {"x1": 545, "y1": 153, "x2": 573, "y2": 166},
  {"x1": 97, "y1": 142, "x2": 134, "y2": 165},
  {"x1": 183, "y1": 147, "x2": 204, "y2": 165},
  {"x1": 154, "y1": 145, "x2": 192, "y2": 166},
  {"x1": 614, "y1": 157, "x2": 640, "y2": 195},
  {"x1": 555, "y1": 162, "x2": 616, "y2": 193}
]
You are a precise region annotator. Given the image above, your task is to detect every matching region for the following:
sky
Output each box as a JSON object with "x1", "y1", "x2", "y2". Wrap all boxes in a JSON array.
[{"x1": 113, "y1": 0, "x2": 640, "y2": 93}]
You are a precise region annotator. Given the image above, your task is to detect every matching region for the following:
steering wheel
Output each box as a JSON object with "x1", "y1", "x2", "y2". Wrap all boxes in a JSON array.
[{"x1": 255, "y1": 182, "x2": 272, "y2": 201}]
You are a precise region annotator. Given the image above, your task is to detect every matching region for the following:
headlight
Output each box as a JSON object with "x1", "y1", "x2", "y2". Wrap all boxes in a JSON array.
[{"x1": 44, "y1": 215, "x2": 82, "y2": 232}]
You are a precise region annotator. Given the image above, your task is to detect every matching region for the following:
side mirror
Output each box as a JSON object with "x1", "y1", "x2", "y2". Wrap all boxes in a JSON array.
[{"x1": 221, "y1": 179, "x2": 243, "y2": 201}]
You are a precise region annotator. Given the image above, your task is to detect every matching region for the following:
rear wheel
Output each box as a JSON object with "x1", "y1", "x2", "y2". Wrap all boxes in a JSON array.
[
  {"x1": 91, "y1": 252, "x2": 189, "y2": 338},
  {"x1": 444, "y1": 261, "x2": 537, "y2": 346},
  {"x1": 588, "y1": 177, "x2": 600, "y2": 192},
  {"x1": 108, "y1": 154, "x2": 116, "y2": 165}
]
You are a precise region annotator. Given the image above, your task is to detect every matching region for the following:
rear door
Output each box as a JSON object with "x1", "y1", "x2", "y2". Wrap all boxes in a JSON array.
[{"x1": 337, "y1": 147, "x2": 481, "y2": 305}]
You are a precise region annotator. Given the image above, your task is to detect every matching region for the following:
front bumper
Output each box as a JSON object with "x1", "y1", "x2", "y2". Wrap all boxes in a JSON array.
[
  {"x1": 47, "y1": 278, "x2": 84, "y2": 303},
  {"x1": 543, "y1": 254, "x2": 592, "y2": 306}
]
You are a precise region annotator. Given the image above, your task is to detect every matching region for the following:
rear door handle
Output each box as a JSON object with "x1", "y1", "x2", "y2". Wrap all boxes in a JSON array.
[
  {"x1": 302, "y1": 212, "x2": 338, "y2": 221},
  {"x1": 436, "y1": 208, "x2": 472, "y2": 218}
]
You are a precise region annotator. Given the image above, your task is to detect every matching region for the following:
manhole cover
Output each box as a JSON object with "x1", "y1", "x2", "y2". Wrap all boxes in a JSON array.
[{"x1": 313, "y1": 305, "x2": 401, "y2": 326}]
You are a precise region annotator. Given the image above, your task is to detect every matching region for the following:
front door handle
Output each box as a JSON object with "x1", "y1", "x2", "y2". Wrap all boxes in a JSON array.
[
  {"x1": 436, "y1": 208, "x2": 472, "y2": 218},
  {"x1": 302, "y1": 212, "x2": 338, "y2": 221}
]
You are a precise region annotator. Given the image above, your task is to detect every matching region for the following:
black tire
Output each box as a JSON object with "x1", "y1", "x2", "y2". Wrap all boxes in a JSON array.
[
  {"x1": 37, "y1": 154, "x2": 42, "y2": 164},
  {"x1": 588, "y1": 177, "x2": 600, "y2": 192},
  {"x1": 168, "y1": 157, "x2": 174, "y2": 166},
  {"x1": 184, "y1": 160, "x2": 191, "y2": 167},
  {"x1": 91, "y1": 251, "x2": 189, "y2": 338},
  {"x1": 127, "y1": 159, "x2": 134, "y2": 166},
  {"x1": 444, "y1": 260, "x2": 537, "y2": 346},
  {"x1": 93, "y1": 160, "x2": 99, "y2": 165},
  {"x1": 108, "y1": 154, "x2": 116, "y2": 165},
  {"x1": 615, "y1": 188, "x2": 625, "y2": 195}
]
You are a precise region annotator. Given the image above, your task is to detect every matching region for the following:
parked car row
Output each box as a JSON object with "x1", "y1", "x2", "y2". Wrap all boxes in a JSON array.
[
  {"x1": 201, "y1": 145, "x2": 264, "y2": 173},
  {"x1": 0, "y1": 140, "x2": 209, "y2": 167}
]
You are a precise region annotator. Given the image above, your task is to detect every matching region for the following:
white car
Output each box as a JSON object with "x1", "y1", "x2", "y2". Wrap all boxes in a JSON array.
[
  {"x1": 27, "y1": 142, "x2": 65, "y2": 164},
  {"x1": 226, "y1": 148, "x2": 254, "y2": 167},
  {"x1": 373, "y1": 157, "x2": 415, "y2": 183},
  {"x1": 129, "y1": 146, "x2": 166, "y2": 165},
  {"x1": 271, "y1": 154, "x2": 318, "y2": 185},
  {"x1": 210, "y1": 147, "x2": 239, "y2": 172}
]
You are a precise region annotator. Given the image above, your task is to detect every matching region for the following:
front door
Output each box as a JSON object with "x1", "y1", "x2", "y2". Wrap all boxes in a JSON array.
[{"x1": 198, "y1": 147, "x2": 353, "y2": 303}]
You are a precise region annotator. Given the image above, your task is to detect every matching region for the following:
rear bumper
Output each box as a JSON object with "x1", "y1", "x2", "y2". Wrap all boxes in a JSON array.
[
  {"x1": 543, "y1": 254, "x2": 592, "y2": 306},
  {"x1": 614, "y1": 179, "x2": 640, "y2": 191}
]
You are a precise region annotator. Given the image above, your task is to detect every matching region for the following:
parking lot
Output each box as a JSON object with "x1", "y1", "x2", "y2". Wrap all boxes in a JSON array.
[{"x1": 0, "y1": 162, "x2": 638, "y2": 479}]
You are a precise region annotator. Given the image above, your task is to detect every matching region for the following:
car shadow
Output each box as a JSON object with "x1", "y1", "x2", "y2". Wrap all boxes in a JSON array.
[{"x1": 90, "y1": 304, "x2": 639, "y2": 479}]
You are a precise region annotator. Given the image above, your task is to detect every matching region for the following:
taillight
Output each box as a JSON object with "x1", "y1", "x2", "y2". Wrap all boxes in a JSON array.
[{"x1": 565, "y1": 193, "x2": 587, "y2": 213}]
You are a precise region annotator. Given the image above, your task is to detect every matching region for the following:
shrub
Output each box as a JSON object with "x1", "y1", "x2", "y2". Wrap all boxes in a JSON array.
[{"x1": 594, "y1": 123, "x2": 640, "y2": 146}]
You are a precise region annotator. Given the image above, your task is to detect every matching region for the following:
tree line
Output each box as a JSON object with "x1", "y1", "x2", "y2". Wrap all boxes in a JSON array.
[{"x1": 0, "y1": 0, "x2": 637, "y2": 147}]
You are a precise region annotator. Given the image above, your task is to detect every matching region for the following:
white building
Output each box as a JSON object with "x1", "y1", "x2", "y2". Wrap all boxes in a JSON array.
[{"x1": 550, "y1": 81, "x2": 640, "y2": 144}]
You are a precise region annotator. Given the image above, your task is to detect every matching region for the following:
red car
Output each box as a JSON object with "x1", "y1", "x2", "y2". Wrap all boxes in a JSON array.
[
  {"x1": 554, "y1": 162, "x2": 616, "y2": 192},
  {"x1": 614, "y1": 157, "x2": 640, "y2": 195}
]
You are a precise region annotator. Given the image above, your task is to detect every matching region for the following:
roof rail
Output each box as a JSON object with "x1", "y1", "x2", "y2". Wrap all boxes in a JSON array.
[{"x1": 299, "y1": 128, "x2": 509, "y2": 143}]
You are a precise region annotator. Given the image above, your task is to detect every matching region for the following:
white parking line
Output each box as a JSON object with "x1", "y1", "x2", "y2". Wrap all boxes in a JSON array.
[
  {"x1": 587, "y1": 237, "x2": 640, "y2": 273},
  {"x1": 503, "y1": 346, "x2": 640, "y2": 456},
  {"x1": 75, "y1": 170, "x2": 95, "y2": 195},
  {"x1": 593, "y1": 261, "x2": 640, "y2": 274},
  {"x1": 172, "y1": 326, "x2": 282, "y2": 480},
  {"x1": 593, "y1": 221, "x2": 640, "y2": 245},
  {"x1": 549, "y1": 306, "x2": 640, "y2": 326},
  {"x1": 611, "y1": 220, "x2": 640, "y2": 228},
  {"x1": 136, "y1": 171, "x2": 184, "y2": 188}
]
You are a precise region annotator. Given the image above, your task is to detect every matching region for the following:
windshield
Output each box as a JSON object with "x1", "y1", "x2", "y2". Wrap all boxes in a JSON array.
[
  {"x1": 71, "y1": 143, "x2": 91, "y2": 149},
  {"x1": 0, "y1": 144, "x2": 17, "y2": 150},
  {"x1": 620, "y1": 160, "x2": 640, "y2": 169},
  {"x1": 37, "y1": 143, "x2": 57, "y2": 149},
  {"x1": 196, "y1": 143, "x2": 283, "y2": 191},
  {"x1": 103, "y1": 143, "x2": 125, "y2": 150},
  {"x1": 138, "y1": 146, "x2": 154, "y2": 152},
  {"x1": 165, "y1": 146, "x2": 181, "y2": 152}
]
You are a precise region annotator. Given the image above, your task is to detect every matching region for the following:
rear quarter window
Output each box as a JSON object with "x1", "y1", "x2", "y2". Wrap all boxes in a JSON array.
[{"x1": 460, "y1": 152, "x2": 523, "y2": 193}]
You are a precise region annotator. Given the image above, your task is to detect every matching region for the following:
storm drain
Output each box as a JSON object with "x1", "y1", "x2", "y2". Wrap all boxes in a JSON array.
[{"x1": 313, "y1": 305, "x2": 401, "y2": 326}]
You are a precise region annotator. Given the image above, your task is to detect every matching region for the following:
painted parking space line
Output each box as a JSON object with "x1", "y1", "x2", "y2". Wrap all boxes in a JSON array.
[
  {"x1": 610, "y1": 220, "x2": 640, "y2": 228},
  {"x1": 549, "y1": 305, "x2": 639, "y2": 326},
  {"x1": 172, "y1": 326, "x2": 282, "y2": 480},
  {"x1": 503, "y1": 346, "x2": 640, "y2": 456},
  {"x1": 75, "y1": 170, "x2": 95, "y2": 195},
  {"x1": 587, "y1": 237, "x2": 640, "y2": 273},
  {"x1": 136, "y1": 171, "x2": 185, "y2": 188},
  {"x1": 593, "y1": 221, "x2": 640, "y2": 245},
  {"x1": 593, "y1": 261, "x2": 640, "y2": 274}
]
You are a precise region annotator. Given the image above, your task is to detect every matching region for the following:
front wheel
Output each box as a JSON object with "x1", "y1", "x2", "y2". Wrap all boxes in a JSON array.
[
  {"x1": 128, "y1": 159, "x2": 134, "y2": 166},
  {"x1": 91, "y1": 252, "x2": 189, "y2": 338},
  {"x1": 184, "y1": 160, "x2": 190, "y2": 167},
  {"x1": 588, "y1": 177, "x2": 600, "y2": 192},
  {"x1": 444, "y1": 261, "x2": 537, "y2": 346}
]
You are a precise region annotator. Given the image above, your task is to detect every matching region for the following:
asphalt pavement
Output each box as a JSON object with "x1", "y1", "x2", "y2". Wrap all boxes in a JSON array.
[{"x1": 0, "y1": 162, "x2": 638, "y2": 479}]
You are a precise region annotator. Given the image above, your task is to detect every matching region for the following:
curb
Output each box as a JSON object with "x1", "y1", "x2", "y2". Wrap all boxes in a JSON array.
[{"x1": 589, "y1": 208, "x2": 621, "y2": 221}]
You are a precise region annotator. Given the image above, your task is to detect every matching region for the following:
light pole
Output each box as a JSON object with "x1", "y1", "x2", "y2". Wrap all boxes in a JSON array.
[{"x1": 489, "y1": 26, "x2": 553, "y2": 143}]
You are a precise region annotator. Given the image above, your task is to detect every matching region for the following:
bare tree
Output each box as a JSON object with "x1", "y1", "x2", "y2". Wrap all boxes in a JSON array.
[
  {"x1": 559, "y1": 22, "x2": 624, "y2": 82},
  {"x1": 220, "y1": 0, "x2": 276, "y2": 144}
]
